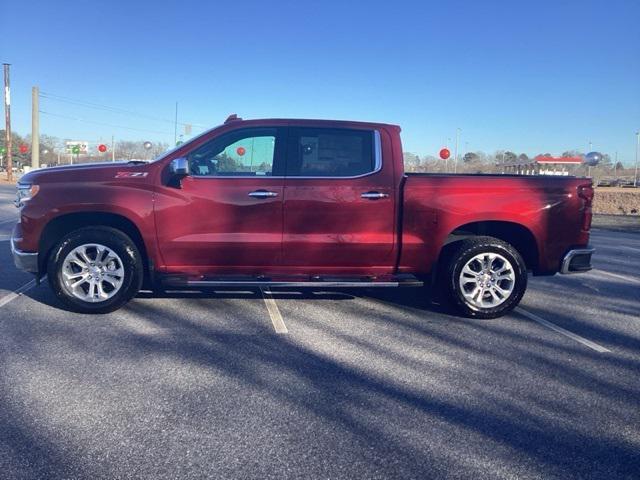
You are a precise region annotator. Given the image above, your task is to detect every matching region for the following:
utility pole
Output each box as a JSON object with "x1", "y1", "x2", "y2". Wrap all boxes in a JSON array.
[
  {"x1": 446, "y1": 137, "x2": 451, "y2": 172},
  {"x1": 634, "y1": 131, "x2": 639, "y2": 187},
  {"x1": 453, "y1": 128, "x2": 460, "y2": 174},
  {"x1": 174, "y1": 102, "x2": 178, "y2": 145},
  {"x1": 614, "y1": 151, "x2": 618, "y2": 178},
  {"x1": 111, "y1": 135, "x2": 115, "y2": 161},
  {"x1": 31, "y1": 86, "x2": 39, "y2": 169},
  {"x1": 3, "y1": 63, "x2": 12, "y2": 182}
]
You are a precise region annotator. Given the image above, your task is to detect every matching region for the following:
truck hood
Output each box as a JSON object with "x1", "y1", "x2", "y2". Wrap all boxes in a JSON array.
[{"x1": 20, "y1": 161, "x2": 151, "y2": 184}]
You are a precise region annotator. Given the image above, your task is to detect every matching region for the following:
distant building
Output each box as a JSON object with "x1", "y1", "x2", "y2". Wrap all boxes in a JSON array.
[{"x1": 502, "y1": 155, "x2": 583, "y2": 176}]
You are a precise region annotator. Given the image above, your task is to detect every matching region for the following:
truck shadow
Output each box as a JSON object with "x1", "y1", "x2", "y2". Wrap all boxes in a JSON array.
[{"x1": 4, "y1": 275, "x2": 640, "y2": 478}]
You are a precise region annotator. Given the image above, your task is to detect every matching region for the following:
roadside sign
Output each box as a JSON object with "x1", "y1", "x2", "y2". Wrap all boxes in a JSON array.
[{"x1": 65, "y1": 141, "x2": 89, "y2": 154}]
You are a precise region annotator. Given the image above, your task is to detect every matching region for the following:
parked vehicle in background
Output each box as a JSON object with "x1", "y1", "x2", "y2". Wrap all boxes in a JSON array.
[
  {"x1": 11, "y1": 116, "x2": 595, "y2": 318},
  {"x1": 596, "y1": 178, "x2": 619, "y2": 187},
  {"x1": 619, "y1": 178, "x2": 638, "y2": 188}
]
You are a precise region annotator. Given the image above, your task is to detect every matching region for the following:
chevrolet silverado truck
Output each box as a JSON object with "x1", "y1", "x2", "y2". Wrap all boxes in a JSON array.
[{"x1": 11, "y1": 116, "x2": 595, "y2": 318}]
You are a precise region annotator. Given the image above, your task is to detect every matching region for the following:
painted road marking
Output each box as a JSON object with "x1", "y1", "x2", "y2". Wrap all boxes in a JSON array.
[
  {"x1": 516, "y1": 307, "x2": 610, "y2": 353},
  {"x1": 596, "y1": 244, "x2": 640, "y2": 252},
  {"x1": 589, "y1": 269, "x2": 640, "y2": 286},
  {"x1": 615, "y1": 245, "x2": 640, "y2": 254},
  {"x1": 0, "y1": 278, "x2": 41, "y2": 308},
  {"x1": 592, "y1": 243, "x2": 640, "y2": 254},
  {"x1": 260, "y1": 287, "x2": 288, "y2": 334}
]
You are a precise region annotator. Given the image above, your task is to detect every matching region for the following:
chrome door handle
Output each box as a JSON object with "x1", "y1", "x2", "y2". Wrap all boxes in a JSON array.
[
  {"x1": 248, "y1": 190, "x2": 279, "y2": 198},
  {"x1": 361, "y1": 191, "x2": 389, "y2": 200}
]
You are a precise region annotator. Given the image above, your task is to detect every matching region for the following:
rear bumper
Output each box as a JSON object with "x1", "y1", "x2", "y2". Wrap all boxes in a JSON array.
[
  {"x1": 560, "y1": 247, "x2": 595, "y2": 274},
  {"x1": 10, "y1": 236, "x2": 39, "y2": 274}
]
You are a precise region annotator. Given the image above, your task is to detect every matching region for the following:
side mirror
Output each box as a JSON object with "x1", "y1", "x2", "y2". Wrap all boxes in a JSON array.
[{"x1": 170, "y1": 157, "x2": 190, "y2": 177}]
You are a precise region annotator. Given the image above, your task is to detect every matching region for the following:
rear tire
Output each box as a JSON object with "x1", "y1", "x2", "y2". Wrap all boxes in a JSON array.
[
  {"x1": 47, "y1": 227, "x2": 143, "y2": 314},
  {"x1": 443, "y1": 236, "x2": 527, "y2": 319}
]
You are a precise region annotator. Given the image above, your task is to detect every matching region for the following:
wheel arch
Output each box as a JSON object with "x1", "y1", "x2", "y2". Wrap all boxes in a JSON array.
[
  {"x1": 436, "y1": 220, "x2": 539, "y2": 276},
  {"x1": 39, "y1": 212, "x2": 150, "y2": 281}
]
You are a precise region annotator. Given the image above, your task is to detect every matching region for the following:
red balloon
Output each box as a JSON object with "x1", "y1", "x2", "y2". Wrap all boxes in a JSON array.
[
  {"x1": 98, "y1": 144, "x2": 108, "y2": 153},
  {"x1": 236, "y1": 146, "x2": 246, "y2": 156},
  {"x1": 19, "y1": 144, "x2": 28, "y2": 154},
  {"x1": 439, "y1": 148, "x2": 451, "y2": 160}
]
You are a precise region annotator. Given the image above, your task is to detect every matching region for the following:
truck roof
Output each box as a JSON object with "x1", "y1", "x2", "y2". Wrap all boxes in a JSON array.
[{"x1": 222, "y1": 114, "x2": 401, "y2": 132}]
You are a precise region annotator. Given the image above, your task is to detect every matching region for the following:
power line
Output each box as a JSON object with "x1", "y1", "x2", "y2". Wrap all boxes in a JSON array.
[
  {"x1": 39, "y1": 91, "x2": 208, "y2": 130},
  {"x1": 39, "y1": 110, "x2": 173, "y2": 135}
]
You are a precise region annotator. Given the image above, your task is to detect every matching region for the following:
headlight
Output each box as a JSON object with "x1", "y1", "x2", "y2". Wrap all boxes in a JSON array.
[{"x1": 15, "y1": 183, "x2": 40, "y2": 208}]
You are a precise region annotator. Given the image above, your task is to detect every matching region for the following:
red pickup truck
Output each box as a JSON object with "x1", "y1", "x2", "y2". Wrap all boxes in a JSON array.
[{"x1": 11, "y1": 116, "x2": 594, "y2": 318}]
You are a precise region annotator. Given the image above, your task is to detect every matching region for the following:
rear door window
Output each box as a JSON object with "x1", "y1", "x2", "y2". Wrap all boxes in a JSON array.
[{"x1": 286, "y1": 128, "x2": 375, "y2": 177}]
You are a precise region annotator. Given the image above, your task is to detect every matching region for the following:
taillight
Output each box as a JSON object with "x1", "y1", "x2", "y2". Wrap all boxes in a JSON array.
[
  {"x1": 578, "y1": 184, "x2": 594, "y2": 204},
  {"x1": 578, "y1": 184, "x2": 593, "y2": 231}
]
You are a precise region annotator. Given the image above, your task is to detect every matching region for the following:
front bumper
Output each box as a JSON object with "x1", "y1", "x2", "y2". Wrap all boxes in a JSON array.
[
  {"x1": 560, "y1": 247, "x2": 595, "y2": 274},
  {"x1": 10, "y1": 236, "x2": 38, "y2": 274}
]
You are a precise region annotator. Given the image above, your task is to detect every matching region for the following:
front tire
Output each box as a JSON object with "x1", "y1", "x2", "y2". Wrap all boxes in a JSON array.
[
  {"x1": 47, "y1": 227, "x2": 143, "y2": 314},
  {"x1": 443, "y1": 236, "x2": 527, "y2": 319}
]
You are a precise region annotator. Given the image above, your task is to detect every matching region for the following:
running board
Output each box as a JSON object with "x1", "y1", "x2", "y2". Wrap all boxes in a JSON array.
[{"x1": 161, "y1": 276, "x2": 423, "y2": 289}]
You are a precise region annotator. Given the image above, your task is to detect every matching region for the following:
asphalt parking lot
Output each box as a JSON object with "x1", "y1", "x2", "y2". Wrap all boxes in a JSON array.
[{"x1": 0, "y1": 183, "x2": 639, "y2": 479}]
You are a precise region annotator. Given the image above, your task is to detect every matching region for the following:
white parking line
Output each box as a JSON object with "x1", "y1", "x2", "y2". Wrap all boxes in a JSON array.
[
  {"x1": 593, "y1": 243, "x2": 640, "y2": 254},
  {"x1": 617, "y1": 245, "x2": 640, "y2": 254},
  {"x1": 0, "y1": 278, "x2": 40, "y2": 308},
  {"x1": 516, "y1": 307, "x2": 610, "y2": 353},
  {"x1": 260, "y1": 287, "x2": 288, "y2": 334},
  {"x1": 589, "y1": 269, "x2": 640, "y2": 286}
]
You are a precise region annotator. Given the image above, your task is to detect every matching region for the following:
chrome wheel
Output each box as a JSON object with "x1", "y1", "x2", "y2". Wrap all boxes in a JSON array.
[
  {"x1": 458, "y1": 252, "x2": 515, "y2": 310},
  {"x1": 60, "y1": 243, "x2": 125, "y2": 303}
]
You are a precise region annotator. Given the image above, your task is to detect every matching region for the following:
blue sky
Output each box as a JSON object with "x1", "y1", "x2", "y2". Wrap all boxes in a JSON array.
[{"x1": 2, "y1": 0, "x2": 639, "y2": 163}]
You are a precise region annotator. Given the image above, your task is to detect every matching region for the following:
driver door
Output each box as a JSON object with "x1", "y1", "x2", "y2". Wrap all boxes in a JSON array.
[{"x1": 154, "y1": 126, "x2": 287, "y2": 275}]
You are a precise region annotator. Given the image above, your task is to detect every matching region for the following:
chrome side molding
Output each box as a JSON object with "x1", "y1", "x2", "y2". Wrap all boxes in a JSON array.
[{"x1": 162, "y1": 279, "x2": 424, "y2": 288}]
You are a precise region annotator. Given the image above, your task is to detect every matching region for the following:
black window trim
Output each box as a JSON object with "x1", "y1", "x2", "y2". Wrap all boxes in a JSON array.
[{"x1": 185, "y1": 127, "x2": 382, "y2": 180}]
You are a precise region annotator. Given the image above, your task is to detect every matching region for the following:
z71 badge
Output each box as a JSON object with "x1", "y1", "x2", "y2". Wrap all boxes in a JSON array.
[{"x1": 114, "y1": 172, "x2": 149, "y2": 178}]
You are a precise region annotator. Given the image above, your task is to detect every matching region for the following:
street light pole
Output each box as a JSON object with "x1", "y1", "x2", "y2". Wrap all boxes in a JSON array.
[
  {"x1": 634, "y1": 131, "x2": 639, "y2": 187},
  {"x1": 174, "y1": 102, "x2": 178, "y2": 145},
  {"x1": 454, "y1": 128, "x2": 460, "y2": 174}
]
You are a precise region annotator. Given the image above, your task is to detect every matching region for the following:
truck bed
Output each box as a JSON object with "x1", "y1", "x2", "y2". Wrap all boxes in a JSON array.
[{"x1": 399, "y1": 173, "x2": 592, "y2": 275}]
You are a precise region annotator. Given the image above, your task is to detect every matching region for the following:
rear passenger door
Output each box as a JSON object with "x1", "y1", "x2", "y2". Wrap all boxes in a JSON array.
[{"x1": 282, "y1": 126, "x2": 397, "y2": 275}]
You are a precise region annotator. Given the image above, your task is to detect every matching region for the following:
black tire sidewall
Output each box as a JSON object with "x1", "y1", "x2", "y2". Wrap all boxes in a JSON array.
[
  {"x1": 47, "y1": 227, "x2": 143, "y2": 314},
  {"x1": 447, "y1": 238, "x2": 527, "y2": 319}
]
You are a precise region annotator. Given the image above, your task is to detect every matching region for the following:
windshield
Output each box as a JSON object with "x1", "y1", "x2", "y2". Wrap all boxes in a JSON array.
[{"x1": 149, "y1": 125, "x2": 220, "y2": 163}]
